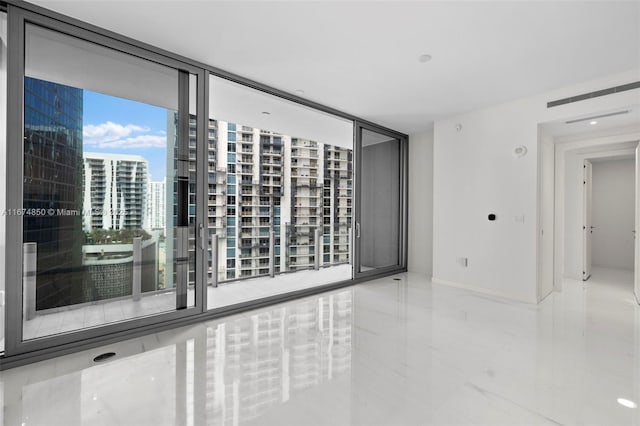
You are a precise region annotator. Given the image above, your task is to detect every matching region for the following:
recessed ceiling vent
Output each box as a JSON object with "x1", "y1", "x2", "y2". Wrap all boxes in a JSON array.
[
  {"x1": 547, "y1": 81, "x2": 640, "y2": 108},
  {"x1": 565, "y1": 110, "x2": 630, "y2": 124}
]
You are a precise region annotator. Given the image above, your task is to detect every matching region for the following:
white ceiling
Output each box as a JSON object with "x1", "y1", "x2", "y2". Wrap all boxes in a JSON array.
[{"x1": 29, "y1": 1, "x2": 640, "y2": 134}]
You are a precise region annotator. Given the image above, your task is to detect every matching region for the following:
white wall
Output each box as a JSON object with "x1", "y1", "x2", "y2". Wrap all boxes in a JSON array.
[
  {"x1": 592, "y1": 158, "x2": 635, "y2": 270},
  {"x1": 563, "y1": 150, "x2": 583, "y2": 279},
  {"x1": 537, "y1": 128, "x2": 555, "y2": 300},
  {"x1": 431, "y1": 69, "x2": 640, "y2": 303},
  {"x1": 408, "y1": 129, "x2": 433, "y2": 276}
]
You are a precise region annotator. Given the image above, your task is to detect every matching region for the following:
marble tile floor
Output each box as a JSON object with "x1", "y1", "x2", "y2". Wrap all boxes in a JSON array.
[
  {"x1": 1, "y1": 267, "x2": 639, "y2": 425},
  {"x1": 21, "y1": 264, "x2": 352, "y2": 340}
]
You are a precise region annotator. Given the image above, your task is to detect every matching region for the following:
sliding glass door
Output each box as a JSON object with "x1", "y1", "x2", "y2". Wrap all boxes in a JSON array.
[
  {"x1": 206, "y1": 76, "x2": 354, "y2": 309},
  {"x1": 354, "y1": 124, "x2": 407, "y2": 277},
  {"x1": 1, "y1": 3, "x2": 408, "y2": 366},
  {"x1": 5, "y1": 9, "x2": 205, "y2": 355}
]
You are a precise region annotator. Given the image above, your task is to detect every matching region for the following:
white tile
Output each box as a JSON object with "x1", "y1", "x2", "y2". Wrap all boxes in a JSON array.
[{"x1": 2, "y1": 267, "x2": 640, "y2": 426}]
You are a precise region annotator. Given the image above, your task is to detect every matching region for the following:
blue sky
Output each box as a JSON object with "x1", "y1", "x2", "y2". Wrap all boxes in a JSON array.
[{"x1": 83, "y1": 90, "x2": 169, "y2": 181}]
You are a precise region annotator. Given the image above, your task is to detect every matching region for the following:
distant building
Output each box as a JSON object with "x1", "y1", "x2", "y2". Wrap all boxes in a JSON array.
[
  {"x1": 82, "y1": 237, "x2": 159, "y2": 301},
  {"x1": 82, "y1": 152, "x2": 149, "y2": 231},
  {"x1": 167, "y1": 115, "x2": 353, "y2": 285},
  {"x1": 147, "y1": 178, "x2": 166, "y2": 235}
]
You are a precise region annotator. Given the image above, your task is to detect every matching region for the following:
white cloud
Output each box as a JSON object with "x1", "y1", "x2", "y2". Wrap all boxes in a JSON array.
[
  {"x1": 83, "y1": 121, "x2": 166, "y2": 149},
  {"x1": 99, "y1": 134, "x2": 167, "y2": 149}
]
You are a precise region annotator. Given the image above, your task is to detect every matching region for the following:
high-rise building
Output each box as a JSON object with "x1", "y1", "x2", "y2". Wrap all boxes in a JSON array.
[
  {"x1": 82, "y1": 152, "x2": 149, "y2": 232},
  {"x1": 322, "y1": 145, "x2": 352, "y2": 264},
  {"x1": 23, "y1": 76, "x2": 84, "y2": 310},
  {"x1": 289, "y1": 138, "x2": 321, "y2": 270},
  {"x1": 147, "y1": 178, "x2": 166, "y2": 234},
  {"x1": 168, "y1": 116, "x2": 352, "y2": 285}
]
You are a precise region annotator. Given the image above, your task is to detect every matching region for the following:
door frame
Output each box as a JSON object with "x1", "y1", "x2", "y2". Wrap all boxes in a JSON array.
[
  {"x1": 551, "y1": 129, "x2": 640, "y2": 294},
  {"x1": 635, "y1": 142, "x2": 640, "y2": 304},
  {"x1": 582, "y1": 159, "x2": 593, "y2": 281},
  {"x1": 353, "y1": 121, "x2": 409, "y2": 280},
  {"x1": 4, "y1": 6, "x2": 208, "y2": 356}
]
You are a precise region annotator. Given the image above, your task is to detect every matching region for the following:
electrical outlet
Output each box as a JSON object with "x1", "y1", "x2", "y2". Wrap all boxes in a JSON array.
[
  {"x1": 0, "y1": 290, "x2": 4, "y2": 307},
  {"x1": 458, "y1": 257, "x2": 468, "y2": 267}
]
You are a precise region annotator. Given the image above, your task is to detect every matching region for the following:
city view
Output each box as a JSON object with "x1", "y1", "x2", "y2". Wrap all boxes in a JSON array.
[{"x1": 22, "y1": 76, "x2": 352, "y2": 320}]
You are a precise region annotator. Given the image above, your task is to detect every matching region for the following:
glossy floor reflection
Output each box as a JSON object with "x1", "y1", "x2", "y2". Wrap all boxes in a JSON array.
[
  {"x1": 22, "y1": 264, "x2": 352, "y2": 340},
  {"x1": 2, "y1": 268, "x2": 640, "y2": 425}
]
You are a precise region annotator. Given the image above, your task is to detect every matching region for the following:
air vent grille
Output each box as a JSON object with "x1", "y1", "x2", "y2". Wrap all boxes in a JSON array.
[{"x1": 547, "y1": 81, "x2": 640, "y2": 108}]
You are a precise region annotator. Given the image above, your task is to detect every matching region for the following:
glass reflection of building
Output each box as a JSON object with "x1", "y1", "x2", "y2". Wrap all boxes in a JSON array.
[
  {"x1": 205, "y1": 290, "x2": 353, "y2": 425},
  {"x1": 23, "y1": 76, "x2": 84, "y2": 310}
]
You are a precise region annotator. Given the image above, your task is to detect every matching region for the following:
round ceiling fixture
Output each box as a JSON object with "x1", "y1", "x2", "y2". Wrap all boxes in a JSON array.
[
  {"x1": 590, "y1": 120, "x2": 598, "y2": 125},
  {"x1": 419, "y1": 54, "x2": 432, "y2": 63},
  {"x1": 513, "y1": 145, "x2": 528, "y2": 158},
  {"x1": 294, "y1": 89, "x2": 305, "y2": 96}
]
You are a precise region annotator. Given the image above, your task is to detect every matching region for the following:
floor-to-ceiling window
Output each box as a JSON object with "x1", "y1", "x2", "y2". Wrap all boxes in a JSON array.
[
  {"x1": 206, "y1": 76, "x2": 354, "y2": 309},
  {"x1": 1, "y1": 3, "x2": 407, "y2": 367},
  {"x1": 4, "y1": 9, "x2": 205, "y2": 357},
  {"x1": 0, "y1": 10, "x2": 7, "y2": 353}
]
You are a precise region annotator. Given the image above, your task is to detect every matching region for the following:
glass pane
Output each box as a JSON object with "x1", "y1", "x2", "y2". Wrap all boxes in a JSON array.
[
  {"x1": 0, "y1": 11, "x2": 6, "y2": 353},
  {"x1": 207, "y1": 75, "x2": 353, "y2": 309},
  {"x1": 21, "y1": 24, "x2": 187, "y2": 340},
  {"x1": 359, "y1": 129, "x2": 401, "y2": 271}
]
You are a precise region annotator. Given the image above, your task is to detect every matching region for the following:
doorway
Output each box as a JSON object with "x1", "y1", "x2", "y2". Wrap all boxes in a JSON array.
[
  {"x1": 544, "y1": 115, "x2": 640, "y2": 305},
  {"x1": 582, "y1": 156, "x2": 636, "y2": 285},
  {"x1": 354, "y1": 124, "x2": 408, "y2": 279}
]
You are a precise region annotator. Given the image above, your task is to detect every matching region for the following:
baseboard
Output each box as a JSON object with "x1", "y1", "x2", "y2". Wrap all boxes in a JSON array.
[{"x1": 431, "y1": 277, "x2": 536, "y2": 304}]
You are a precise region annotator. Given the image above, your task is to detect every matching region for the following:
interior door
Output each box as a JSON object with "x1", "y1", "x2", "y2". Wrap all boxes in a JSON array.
[
  {"x1": 635, "y1": 143, "x2": 640, "y2": 304},
  {"x1": 354, "y1": 124, "x2": 406, "y2": 278},
  {"x1": 583, "y1": 159, "x2": 593, "y2": 281}
]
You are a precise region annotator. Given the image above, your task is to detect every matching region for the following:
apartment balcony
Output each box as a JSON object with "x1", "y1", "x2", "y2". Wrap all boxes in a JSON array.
[
  {"x1": 207, "y1": 188, "x2": 226, "y2": 196},
  {"x1": 238, "y1": 263, "x2": 270, "y2": 271},
  {"x1": 261, "y1": 159, "x2": 281, "y2": 166},
  {"x1": 208, "y1": 218, "x2": 226, "y2": 228},
  {"x1": 295, "y1": 214, "x2": 320, "y2": 220},
  {"x1": 263, "y1": 182, "x2": 283, "y2": 192},
  {"x1": 287, "y1": 260, "x2": 314, "y2": 269},
  {"x1": 294, "y1": 204, "x2": 321, "y2": 209},
  {"x1": 292, "y1": 140, "x2": 318, "y2": 148},
  {"x1": 291, "y1": 171, "x2": 318, "y2": 178},
  {"x1": 287, "y1": 243, "x2": 312, "y2": 249}
]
